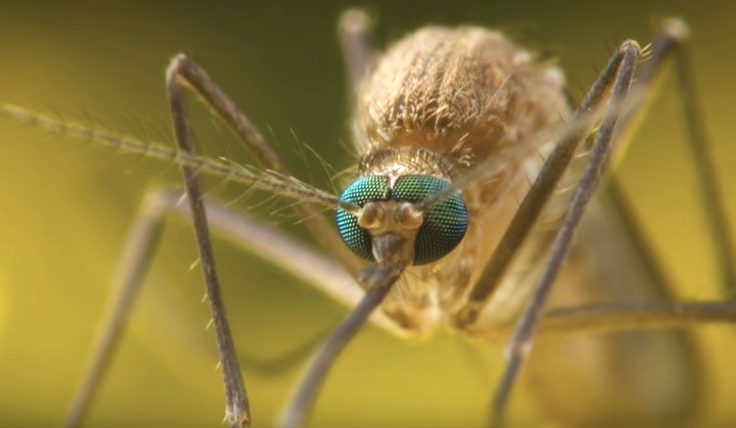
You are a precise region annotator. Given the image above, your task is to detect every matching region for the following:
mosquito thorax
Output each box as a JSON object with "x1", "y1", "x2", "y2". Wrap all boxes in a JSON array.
[{"x1": 335, "y1": 147, "x2": 468, "y2": 266}]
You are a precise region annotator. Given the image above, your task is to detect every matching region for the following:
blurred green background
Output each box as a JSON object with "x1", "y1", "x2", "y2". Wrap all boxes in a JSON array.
[{"x1": 0, "y1": 0, "x2": 734, "y2": 427}]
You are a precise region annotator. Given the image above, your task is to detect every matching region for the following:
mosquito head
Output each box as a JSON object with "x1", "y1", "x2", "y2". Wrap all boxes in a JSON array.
[{"x1": 335, "y1": 174, "x2": 468, "y2": 265}]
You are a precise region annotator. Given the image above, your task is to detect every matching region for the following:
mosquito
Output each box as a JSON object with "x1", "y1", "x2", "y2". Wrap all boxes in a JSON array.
[{"x1": 4, "y1": 8, "x2": 736, "y2": 428}]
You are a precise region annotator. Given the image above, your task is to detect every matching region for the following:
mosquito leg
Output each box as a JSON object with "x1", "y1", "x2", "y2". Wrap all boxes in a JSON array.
[
  {"x1": 535, "y1": 299, "x2": 736, "y2": 336},
  {"x1": 167, "y1": 55, "x2": 361, "y2": 274},
  {"x1": 278, "y1": 261, "x2": 407, "y2": 428},
  {"x1": 617, "y1": 19, "x2": 736, "y2": 293},
  {"x1": 159, "y1": 187, "x2": 402, "y2": 336},
  {"x1": 337, "y1": 8, "x2": 373, "y2": 106},
  {"x1": 669, "y1": 21, "x2": 736, "y2": 293},
  {"x1": 173, "y1": 47, "x2": 406, "y2": 428},
  {"x1": 489, "y1": 41, "x2": 642, "y2": 427},
  {"x1": 338, "y1": 8, "x2": 374, "y2": 152},
  {"x1": 337, "y1": 8, "x2": 373, "y2": 95},
  {"x1": 60, "y1": 183, "x2": 404, "y2": 428},
  {"x1": 454, "y1": 37, "x2": 642, "y2": 328},
  {"x1": 469, "y1": 299, "x2": 736, "y2": 342},
  {"x1": 61, "y1": 192, "x2": 169, "y2": 428},
  {"x1": 166, "y1": 58, "x2": 249, "y2": 428}
]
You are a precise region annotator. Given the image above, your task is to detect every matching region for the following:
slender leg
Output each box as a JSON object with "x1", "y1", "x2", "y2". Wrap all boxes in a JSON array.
[
  {"x1": 171, "y1": 50, "x2": 411, "y2": 426},
  {"x1": 454, "y1": 35, "x2": 643, "y2": 328},
  {"x1": 486, "y1": 20, "x2": 736, "y2": 424},
  {"x1": 166, "y1": 57, "x2": 250, "y2": 428},
  {"x1": 278, "y1": 261, "x2": 407, "y2": 428},
  {"x1": 673, "y1": 23, "x2": 736, "y2": 294},
  {"x1": 62, "y1": 193, "x2": 168, "y2": 428},
  {"x1": 185, "y1": 27, "x2": 408, "y2": 425},
  {"x1": 268, "y1": 19, "x2": 410, "y2": 427},
  {"x1": 337, "y1": 8, "x2": 374, "y2": 154},
  {"x1": 489, "y1": 40, "x2": 641, "y2": 427},
  {"x1": 172, "y1": 188, "x2": 401, "y2": 335},
  {"x1": 614, "y1": 19, "x2": 736, "y2": 293},
  {"x1": 338, "y1": 9, "x2": 373, "y2": 101},
  {"x1": 455, "y1": 18, "x2": 733, "y2": 327},
  {"x1": 536, "y1": 300, "x2": 736, "y2": 335},
  {"x1": 60, "y1": 183, "x2": 404, "y2": 428},
  {"x1": 167, "y1": 55, "x2": 362, "y2": 275}
]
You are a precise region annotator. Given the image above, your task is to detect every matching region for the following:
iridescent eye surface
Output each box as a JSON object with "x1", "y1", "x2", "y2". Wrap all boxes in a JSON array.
[
  {"x1": 393, "y1": 175, "x2": 467, "y2": 264},
  {"x1": 335, "y1": 175, "x2": 468, "y2": 265},
  {"x1": 335, "y1": 176, "x2": 391, "y2": 261}
]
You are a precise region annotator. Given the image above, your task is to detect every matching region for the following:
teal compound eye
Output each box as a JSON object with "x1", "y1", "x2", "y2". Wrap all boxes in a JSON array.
[
  {"x1": 393, "y1": 175, "x2": 467, "y2": 265},
  {"x1": 335, "y1": 175, "x2": 468, "y2": 265},
  {"x1": 336, "y1": 176, "x2": 391, "y2": 261}
]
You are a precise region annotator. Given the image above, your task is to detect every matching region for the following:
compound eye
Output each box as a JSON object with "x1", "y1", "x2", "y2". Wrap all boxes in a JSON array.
[
  {"x1": 335, "y1": 176, "x2": 390, "y2": 261},
  {"x1": 393, "y1": 175, "x2": 468, "y2": 265}
]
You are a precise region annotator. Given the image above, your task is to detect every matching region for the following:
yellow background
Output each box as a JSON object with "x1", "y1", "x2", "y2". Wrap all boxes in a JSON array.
[{"x1": 0, "y1": 1, "x2": 734, "y2": 427}]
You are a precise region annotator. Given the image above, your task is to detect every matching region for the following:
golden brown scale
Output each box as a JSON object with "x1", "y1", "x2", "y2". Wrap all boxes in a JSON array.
[
  {"x1": 360, "y1": 27, "x2": 568, "y2": 159},
  {"x1": 354, "y1": 27, "x2": 570, "y2": 331}
]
